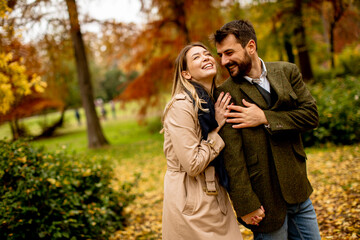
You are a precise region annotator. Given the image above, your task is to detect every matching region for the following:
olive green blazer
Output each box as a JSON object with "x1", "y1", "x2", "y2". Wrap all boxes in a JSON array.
[{"x1": 216, "y1": 61, "x2": 319, "y2": 233}]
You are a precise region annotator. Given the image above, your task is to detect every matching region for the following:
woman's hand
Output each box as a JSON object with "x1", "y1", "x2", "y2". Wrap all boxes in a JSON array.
[
  {"x1": 241, "y1": 206, "x2": 265, "y2": 226},
  {"x1": 214, "y1": 92, "x2": 232, "y2": 131}
]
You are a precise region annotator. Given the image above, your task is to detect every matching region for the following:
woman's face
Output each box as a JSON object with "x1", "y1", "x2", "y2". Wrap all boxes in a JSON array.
[{"x1": 183, "y1": 46, "x2": 216, "y2": 82}]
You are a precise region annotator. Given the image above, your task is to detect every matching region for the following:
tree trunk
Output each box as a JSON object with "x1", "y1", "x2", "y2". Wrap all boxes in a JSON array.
[
  {"x1": 173, "y1": 0, "x2": 190, "y2": 43},
  {"x1": 293, "y1": 0, "x2": 314, "y2": 81},
  {"x1": 34, "y1": 109, "x2": 66, "y2": 140},
  {"x1": 329, "y1": 22, "x2": 335, "y2": 68},
  {"x1": 9, "y1": 120, "x2": 19, "y2": 141},
  {"x1": 284, "y1": 34, "x2": 295, "y2": 63},
  {"x1": 9, "y1": 119, "x2": 26, "y2": 141},
  {"x1": 272, "y1": 18, "x2": 283, "y2": 61},
  {"x1": 328, "y1": 0, "x2": 347, "y2": 69},
  {"x1": 321, "y1": 7, "x2": 331, "y2": 68},
  {"x1": 65, "y1": 0, "x2": 108, "y2": 148}
]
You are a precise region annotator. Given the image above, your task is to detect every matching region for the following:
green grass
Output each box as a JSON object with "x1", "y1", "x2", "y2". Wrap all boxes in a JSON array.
[{"x1": 0, "y1": 102, "x2": 164, "y2": 164}]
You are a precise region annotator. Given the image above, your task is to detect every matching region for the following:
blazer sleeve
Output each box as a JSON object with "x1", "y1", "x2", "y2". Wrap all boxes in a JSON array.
[
  {"x1": 264, "y1": 64, "x2": 319, "y2": 134},
  {"x1": 215, "y1": 88, "x2": 262, "y2": 216},
  {"x1": 164, "y1": 98, "x2": 225, "y2": 177}
]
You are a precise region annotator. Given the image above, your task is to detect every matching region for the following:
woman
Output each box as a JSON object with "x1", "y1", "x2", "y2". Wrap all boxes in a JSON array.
[{"x1": 161, "y1": 43, "x2": 243, "y2": 239}]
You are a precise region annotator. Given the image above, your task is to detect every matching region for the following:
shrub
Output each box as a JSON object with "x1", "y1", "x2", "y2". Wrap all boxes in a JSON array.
[
  {"x1": 303, "y1": 75, "x2": 360, "y2": 146},
  {"x1": 0, "y1": 141, "x2": 137, "y2": 240},
  {"x1": 337, "y1": 45, "x2": 360, "y2": 76},
  {"x1": 313, "y1": 44, "x2": 360, "y2": 82}
]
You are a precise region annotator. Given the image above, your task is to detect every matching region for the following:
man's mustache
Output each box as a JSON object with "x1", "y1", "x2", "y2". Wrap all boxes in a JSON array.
[{"x1": 225, "y1": 61, "x2": 237, "y2": 69}]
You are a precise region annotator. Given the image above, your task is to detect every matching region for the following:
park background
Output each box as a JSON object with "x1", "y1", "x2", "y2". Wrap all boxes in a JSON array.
[{"x1": 0, "y1": 0, "x2": 359, "y2": 239}]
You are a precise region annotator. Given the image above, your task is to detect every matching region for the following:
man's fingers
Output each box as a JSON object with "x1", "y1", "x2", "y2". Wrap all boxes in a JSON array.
[
  {"x1": 226, "y1": 104, "x2": 245, "y2": 112},
  {"x1": 225, "y1": 103, "x2": 234, "y2": 113},
  {"x1": 224, "y1": 112, "x2": 243, "y2": 118},
  {"x1": 232, "y1": 123, "x2": 249, "y2": 129},
  {"x1": 225, "y1": 115, "x2": 246, "y2": 123},
  {"x1": 242, "y1": 98, "x2": 254, "y2": 107},
  {"x1": 261, "y1": 206, "x2": 265, "y2": 213},
  {"x1": 224, "y1": 109, "x2": 245, "y2": 118}
]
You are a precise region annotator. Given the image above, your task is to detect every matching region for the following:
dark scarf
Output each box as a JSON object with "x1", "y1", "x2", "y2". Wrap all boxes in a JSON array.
[{"x1": 186, "y1": 81, "x2": 230, "y2": 191}]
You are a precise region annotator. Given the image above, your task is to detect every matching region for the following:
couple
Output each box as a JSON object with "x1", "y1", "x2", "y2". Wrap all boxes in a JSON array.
[{"x1": 162, "y1": 20, "x2": 321, "y2": 240}]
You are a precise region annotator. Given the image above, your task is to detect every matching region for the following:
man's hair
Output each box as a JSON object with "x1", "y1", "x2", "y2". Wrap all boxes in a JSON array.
[{"x1": 212, "y1": 20, "x2": 257, "y2": 50}]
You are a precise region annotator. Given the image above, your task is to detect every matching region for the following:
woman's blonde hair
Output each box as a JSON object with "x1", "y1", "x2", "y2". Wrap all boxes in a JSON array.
[{"x1": 164, "y1": 43, "x2": 217, "y2": 118}]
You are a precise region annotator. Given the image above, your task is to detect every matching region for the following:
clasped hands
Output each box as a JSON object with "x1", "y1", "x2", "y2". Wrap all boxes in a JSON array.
[{"x1": 241, "y1": 206, "x2": 266, "y2": 226}]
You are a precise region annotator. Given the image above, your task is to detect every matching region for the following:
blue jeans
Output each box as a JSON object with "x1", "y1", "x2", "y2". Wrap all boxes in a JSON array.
[{"x1": 254, "y1": 198, "x2": 321, "y2": 240}]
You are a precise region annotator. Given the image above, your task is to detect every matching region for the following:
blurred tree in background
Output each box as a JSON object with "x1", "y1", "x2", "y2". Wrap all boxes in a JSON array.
[
  {"x1": 0, "y1": 0, "x2": 359, "y2": 145},
  {"x1": 0, "y1": 1, "x2": 62, "y2": 140},
  {"x1": 118, "y1": 0, "x2": 225, "y2": 118},
  {"x1": 65, "y1": 0, "x2": 108, "y2": 148}
]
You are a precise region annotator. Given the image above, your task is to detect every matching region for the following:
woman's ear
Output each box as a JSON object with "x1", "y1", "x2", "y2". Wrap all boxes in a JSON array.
[{"x1": 182, "y1": 70, "x2": 191, "y2": 80}]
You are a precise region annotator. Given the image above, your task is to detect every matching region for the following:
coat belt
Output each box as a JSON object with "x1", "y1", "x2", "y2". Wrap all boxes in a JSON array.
[
  {"x1": 203, "y1": 166, "x2": 218, "y2": 195},
  {"x1": 167, "y1": 165, "x2": 218, "y2": 196}
]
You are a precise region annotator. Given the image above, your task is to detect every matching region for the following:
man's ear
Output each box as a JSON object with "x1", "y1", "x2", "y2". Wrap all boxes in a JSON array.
[
  {"x1": 246, "y1": 39, "x2": 257, "y2": 55},
  {"x1": 182, "y1": 70, "x2": 191, "y2": 80}
]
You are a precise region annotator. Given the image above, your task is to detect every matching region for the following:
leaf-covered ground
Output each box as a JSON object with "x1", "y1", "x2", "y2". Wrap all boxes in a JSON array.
[{"x1": 111, "y1": 144, "x2": 360, "y2": 240}]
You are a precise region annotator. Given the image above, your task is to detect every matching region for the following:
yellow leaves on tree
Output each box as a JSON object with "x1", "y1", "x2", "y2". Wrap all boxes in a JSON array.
[
  {"x1": 0, "y1": 52, "x2": 47, "y2": 115},
  {"x1": 0, "y1": 0, "x2": 11, "y2": 18}
]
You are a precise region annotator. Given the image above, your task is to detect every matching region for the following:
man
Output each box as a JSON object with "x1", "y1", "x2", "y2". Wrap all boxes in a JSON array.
[{"x1": 213, "y1": 20, "x2": 321, "y2": 239}]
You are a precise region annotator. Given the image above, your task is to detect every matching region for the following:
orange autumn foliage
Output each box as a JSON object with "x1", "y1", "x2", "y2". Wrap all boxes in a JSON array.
[
  {"x1": 118, "y1": 0, "x2": 226, "y2": 117},
  {"x1": 0, "y1": 95, "x2": 64, "y2": 124}
]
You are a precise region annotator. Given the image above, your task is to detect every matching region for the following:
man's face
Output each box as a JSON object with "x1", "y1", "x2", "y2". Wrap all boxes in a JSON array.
[{"x1": 216, "y1": 34, "x2": 252, "y2": 78}]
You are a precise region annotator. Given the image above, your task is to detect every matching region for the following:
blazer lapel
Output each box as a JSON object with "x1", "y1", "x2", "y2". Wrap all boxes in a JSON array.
[
  {"x1": 237, "y1": 78, "x2": 269, "y2": 109},
  {"x1": 265, "y1": 63, "x2": 291, "y2": 110}
]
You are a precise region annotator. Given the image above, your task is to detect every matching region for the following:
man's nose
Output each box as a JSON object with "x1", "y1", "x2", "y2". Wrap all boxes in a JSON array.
[{"x1": 221, "y1": 55, "x2": 229, "y2": 66}]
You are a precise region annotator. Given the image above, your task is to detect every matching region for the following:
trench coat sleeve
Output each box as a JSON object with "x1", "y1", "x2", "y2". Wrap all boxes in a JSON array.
[
  {"x1": 164, "y1": 98, "x2": 225, "y2": 177},
  {"x1": 264, "y1": 64, "x2": 319, "y2": 134}
]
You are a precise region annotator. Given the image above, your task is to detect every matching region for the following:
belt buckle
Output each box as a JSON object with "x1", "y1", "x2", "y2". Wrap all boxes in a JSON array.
[{"x1": 205, "y1": 189, "x2": 218, "y2": 196}]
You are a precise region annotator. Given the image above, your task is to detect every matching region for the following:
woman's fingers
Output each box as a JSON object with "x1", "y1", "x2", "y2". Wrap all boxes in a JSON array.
[
  {"x1": 251, "y1": 215, "x2": 263, "y2": 226},
  {"x1": 225, "y1": 103, "x2": 233, "y2": 113},
  {"x1": 216, "y1": 92, "x2": 225, "y2": 107},
  {"x1": 218, "y1": 92, "x2": 231, "y2": 108},
  {"x1": 224, "y1": 94, "x2": 231, "y2": 109}
]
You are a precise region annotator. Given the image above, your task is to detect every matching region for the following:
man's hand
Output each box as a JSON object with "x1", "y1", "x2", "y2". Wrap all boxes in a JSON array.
[
  {"x1": 241, "y1": 206, "x2": 265, "y2": 226},
  {"x1": 225, "y1": 99, "x2": 268, "y2": 128}
]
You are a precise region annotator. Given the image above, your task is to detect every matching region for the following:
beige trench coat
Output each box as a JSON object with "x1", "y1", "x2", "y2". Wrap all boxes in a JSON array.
[{"x1": 162, "y1": 93, "x2": 243, "y2": 240}]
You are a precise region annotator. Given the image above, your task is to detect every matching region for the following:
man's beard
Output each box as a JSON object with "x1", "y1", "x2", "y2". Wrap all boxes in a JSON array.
[{"x1": 226, "y1": 51, "x2": 252, "y2": 78}]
